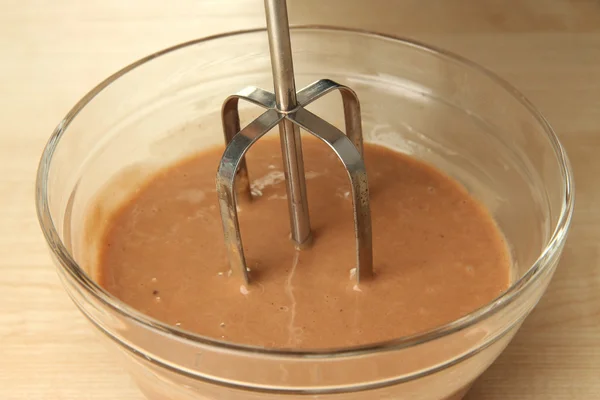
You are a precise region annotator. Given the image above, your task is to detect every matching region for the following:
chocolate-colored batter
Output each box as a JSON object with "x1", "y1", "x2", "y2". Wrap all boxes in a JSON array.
[{"x1": 98, "y1": 136, "x2": 510, "y2": 349}]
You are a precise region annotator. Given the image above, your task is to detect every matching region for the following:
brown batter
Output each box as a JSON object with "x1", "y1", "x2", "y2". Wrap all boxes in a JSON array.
[{"x1": 97, "y1": 136, "x2": 510, "y2": 349}]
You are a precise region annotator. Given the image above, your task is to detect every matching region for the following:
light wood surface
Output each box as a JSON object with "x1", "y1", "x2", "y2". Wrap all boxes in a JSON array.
[{"x1": 1, "y1": 0, "x2": 599, "y2": 399}]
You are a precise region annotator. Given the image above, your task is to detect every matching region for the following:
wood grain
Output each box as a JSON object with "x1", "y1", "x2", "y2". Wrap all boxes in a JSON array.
[{"x1": 1, "y1": 0, "x2": 599, "y2": 399}]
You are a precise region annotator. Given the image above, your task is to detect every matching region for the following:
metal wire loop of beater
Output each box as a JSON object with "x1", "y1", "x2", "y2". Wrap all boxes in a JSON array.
[{"x1": 215, "y1": 0, "x2": 373, "y2": 285}]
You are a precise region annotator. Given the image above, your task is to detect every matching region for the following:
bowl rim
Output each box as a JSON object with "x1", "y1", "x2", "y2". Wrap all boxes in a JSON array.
[{"x1": 36, "y1": 25, "x2": 574, "y2": 359}]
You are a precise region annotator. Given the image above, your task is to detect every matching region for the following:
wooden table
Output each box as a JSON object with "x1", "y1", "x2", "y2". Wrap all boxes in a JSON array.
[{"x1": 1, "y1": 0, "x2": 599, "y2": 398}]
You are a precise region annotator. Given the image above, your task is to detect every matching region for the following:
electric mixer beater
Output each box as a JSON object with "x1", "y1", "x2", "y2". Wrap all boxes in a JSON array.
[{"x1": 216, "y1": 0, "x2": 373, "y2": 284}]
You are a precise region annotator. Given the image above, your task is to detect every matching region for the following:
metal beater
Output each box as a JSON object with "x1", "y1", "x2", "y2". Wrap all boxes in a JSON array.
[{"x1": 216, "y1": 0, "x2": 373, "y2": 285}]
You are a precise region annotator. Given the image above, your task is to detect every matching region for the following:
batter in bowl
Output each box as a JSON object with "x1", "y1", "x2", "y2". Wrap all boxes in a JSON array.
[{"x1": 97, "y1": 136, "x2": 510, "y2": 349}]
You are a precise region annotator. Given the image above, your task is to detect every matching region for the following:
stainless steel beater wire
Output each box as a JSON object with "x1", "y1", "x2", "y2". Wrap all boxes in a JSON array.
[{"x1": 264, "y1": 0, "x2": 312, "y2": 247}]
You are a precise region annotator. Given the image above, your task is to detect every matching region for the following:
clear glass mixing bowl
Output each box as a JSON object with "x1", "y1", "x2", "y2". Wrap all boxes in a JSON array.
[{"x1": 36, "y1": 27, "x2": 573, "y2": 400}]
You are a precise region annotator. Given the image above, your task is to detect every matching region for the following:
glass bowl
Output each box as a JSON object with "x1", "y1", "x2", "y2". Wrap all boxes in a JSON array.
[{"x1": 36, "y1": 27, "x2": 573, "y2": 400}]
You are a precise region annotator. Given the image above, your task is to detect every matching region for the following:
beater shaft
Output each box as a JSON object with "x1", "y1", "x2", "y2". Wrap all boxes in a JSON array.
[{"x1": 264, "y1": 0, "x2": 312, "y2": 247}]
